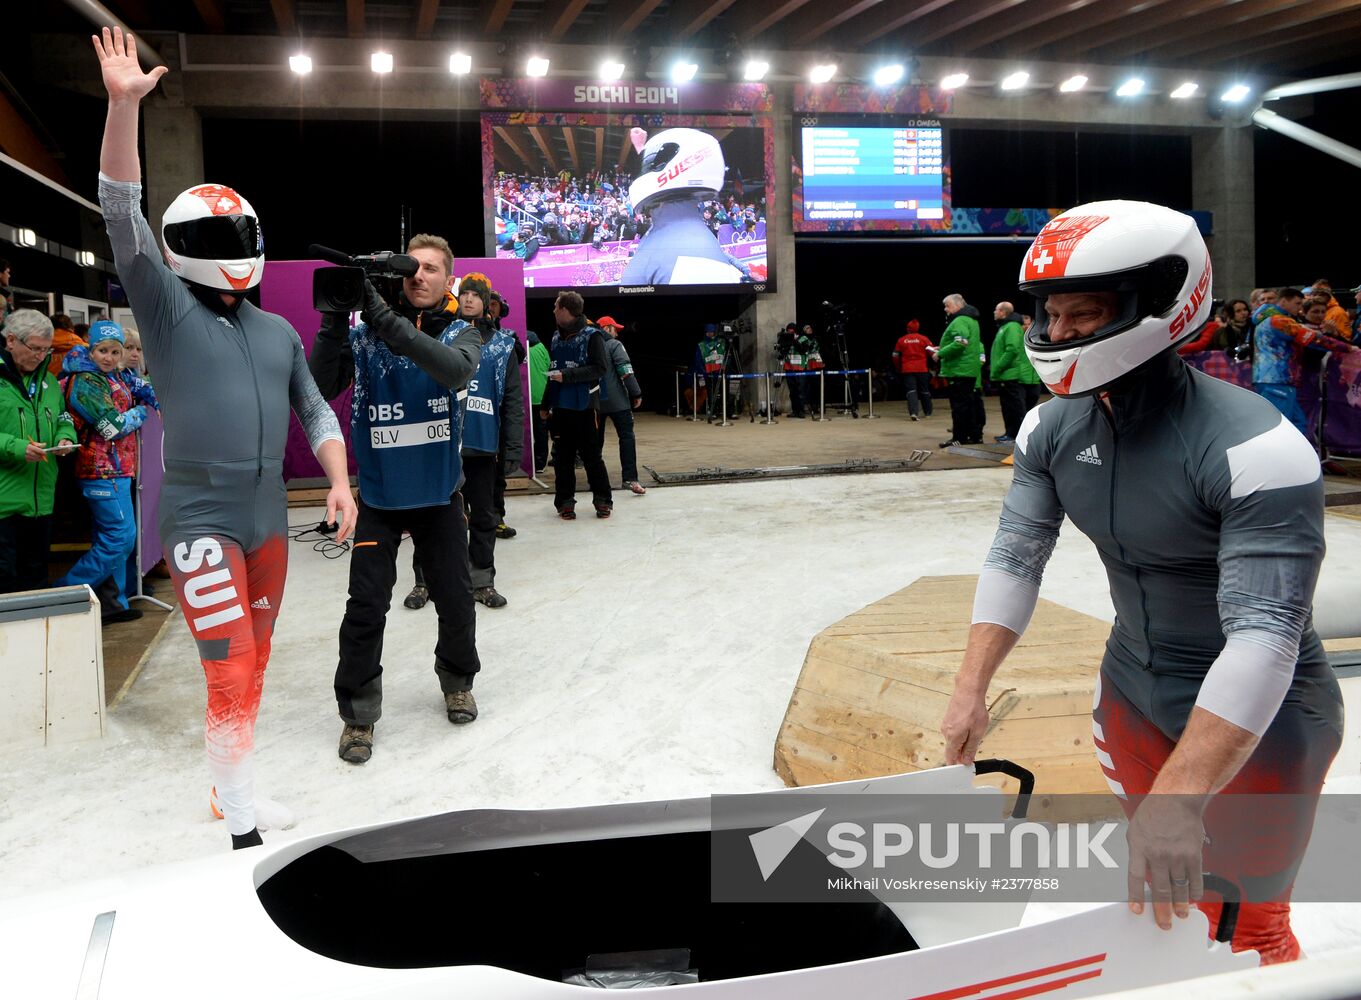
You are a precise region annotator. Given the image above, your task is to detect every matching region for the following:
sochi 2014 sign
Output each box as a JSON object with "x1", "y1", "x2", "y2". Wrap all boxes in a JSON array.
[{"x1": 480, "y1": 79, "x2": 773, "y2": 113}]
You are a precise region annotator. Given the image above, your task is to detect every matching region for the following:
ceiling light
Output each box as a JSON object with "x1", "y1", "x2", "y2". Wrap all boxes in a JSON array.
[
  {"x1": 873, "y1": 63, "x2": 904, "y2": 87},
  {"x1": 1221, "y1": 83, "x2": 1250, "y2": 103},
  {"x1": 672, "y1": 60, "x2": 698, "y2": 83},
  {"x1": 289, "y1": 54, "x2": 312, "y2": 75},
  {"x1": 743, "y1": 59, "x2": 769, "y2": 81},
  {"x1": 1169, "y1": 81, "x2": 1198, "y2": 100},
  {"x1": 1116, "y1": 78, "x2": 1145, "y2": 97},
  {"x1": 809, "y1": 63, "x2": 837, "y2": 84},
  {"x1": 526, "y1": 55, "x2": 550, "y2": 77},
  {"x1": 371, "y1": 51, "x2": 393, "y2": 74},
  {"x1": 940, "y1": 72, "x2": 969, "y2": 91},
  {"x1": 76, "y1": 251, "x2": 95, "y2": 268},
  {"x1": 1000, "y1": 71, "x2": 1029, "y2": 91},
  {"x1": 1059, "y1": 74, "x2": 1087, "y2": 93},
  {"x1": 600, "y1": 59, "x2": 625, "y2": 81},
  {"x1": 17, "y1": 228, "x2": 36, "y2": 247},
  {"x1": 449, "y1": 52, "x2": 472, "y2": 75}
]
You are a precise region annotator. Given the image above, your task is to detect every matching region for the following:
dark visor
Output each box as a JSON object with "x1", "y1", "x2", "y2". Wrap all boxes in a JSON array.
[
  {"x1": 164, "y1": 215, "x2": 261, "y2": 260},
  {"x1": 640, "y1": 142, "x2": 680, "y2": 175}
]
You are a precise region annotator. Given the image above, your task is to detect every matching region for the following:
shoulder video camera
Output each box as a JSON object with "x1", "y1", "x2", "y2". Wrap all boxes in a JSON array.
[{"x1": 310, "y1": 244, "x2": 419, "y2": 313}]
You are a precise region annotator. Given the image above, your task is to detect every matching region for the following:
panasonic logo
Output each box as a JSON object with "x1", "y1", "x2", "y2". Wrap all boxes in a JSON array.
[{"x1": 618, "y1": 285, "x2": 656, "y2": 294}]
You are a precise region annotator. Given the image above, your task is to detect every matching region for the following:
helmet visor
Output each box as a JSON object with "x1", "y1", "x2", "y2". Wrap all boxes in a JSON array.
[
  {"x1": 1022, "y1": 255, "x2": 1189, "y2": 353},
  {"x1": 639, "y1": 141, "x2": 681, "y2": 175},
  {"x1": 164, "y1": 215, "x2": 261, "y2": 261}
]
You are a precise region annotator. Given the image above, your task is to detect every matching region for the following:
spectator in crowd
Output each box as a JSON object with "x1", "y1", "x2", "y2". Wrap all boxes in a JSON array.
[
  {"x1": 594, "y1": 316, "x2": 645, "y2": 495},
  {"x1": 0, "y1": 259, "x2": 13, "y2": 323},
  {"x1": 455, "y1": 274, "x2": 523, "y2": 609},
  {"x1": 990, "y1": 302, "x2": 1038, "y2": 443},
  {"x1": 54, "y1": 320, "x2": 155, "y2": 623},
  {"x1": 697, "y1": 323, "x2": 728, "y2": 422},
  {"x1": 1249, "y1": 288, "x2": 1278, "y2": 310},
  {"x1": 1218, "y1": 299, "x2": 1253, "y2": 355},
  {"x1": 486, "y1": 291, "x2": 522, "y2": 541},
  {"x1": 1251, "y1": 287, "x2": 1357, "y2": 439},
  {"x1": 0, "y1": 310, "x2": 77, "y2": 594},
  {"x1": 121, "y1": 326, "x2": 146, "y2": 375},
  {"x1": 1306, "y1": 279, "x2": 1353, "y2": 341},
  {"x1": 309, "y1": 233, "x2": 485, "y2": 762},
  {"x1": 527, "y1": 329, "x2": 550, "y2": 472},
  {"x1": 683, "y1": 340, "x2": 708, "y2": 416},
  {"x1": 47, "y1": 314, "x2": 85, "y2": 377},
  {"x1": 937, "y1": 293, "x2": 984, "y2": 447},
  {"x1": 544, "y1": 291, "x2": 612, "y2": 519},
  {"x1": 892, "y1": 319, "x2": 933, "y2": 420}
]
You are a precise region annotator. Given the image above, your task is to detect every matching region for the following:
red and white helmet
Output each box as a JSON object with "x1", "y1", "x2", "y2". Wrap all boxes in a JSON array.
[
  {"x1": 628, "y1": 128, "x2": 725, "y2": 213},
  {"x1": 161, "y1": 184, "x2": 265, "y2": 293},
  {"x1": 1019, "y1": 200, "x2": 1211, "y2": 398}
]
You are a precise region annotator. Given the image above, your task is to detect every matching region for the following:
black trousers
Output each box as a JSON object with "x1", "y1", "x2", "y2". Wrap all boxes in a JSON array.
[
  {"x1": 0, "y1": 513, "x2": 53, "y2": 594},
  {"x1": 786, "y1": 372, "x2": 807, "y2": 416},
  {"x1": 1023, "y1": 383, "x2": 1042, "y2": 411},
  {"x1": 998, "y1": 380, "x2": 1028, "y2": 439},
  {"x1": 532, "y1": 407, "x2": 549, "y2": 471},
  {"x1": 550, "y1": 408, "x2": 612, "y2": 510},
  {"x1": 946, "y1": 377, "x2": 982, "y2": 443},
  {"x1": 462, "y1": 455, "x2": 499, "y2": 589},
  {"x1": 335, "y1": 495, "x2": 480, "y2": 725},
  {"x1": 597, "y1": 407, "x2": 639, "y2": 483},
  {"x1": 902, "y1": 371, "x2": 932, "y2": 416}
]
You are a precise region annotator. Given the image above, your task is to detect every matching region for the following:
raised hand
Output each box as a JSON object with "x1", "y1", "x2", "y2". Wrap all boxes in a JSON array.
[{"x1": 92, "y1": 26, "x2": 167, "y2": 102}]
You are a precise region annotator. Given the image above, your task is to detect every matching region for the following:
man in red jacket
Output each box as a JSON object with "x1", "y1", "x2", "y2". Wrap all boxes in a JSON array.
[{"x1": 892, "y1": 319, "x2": 933, "y2": 420}]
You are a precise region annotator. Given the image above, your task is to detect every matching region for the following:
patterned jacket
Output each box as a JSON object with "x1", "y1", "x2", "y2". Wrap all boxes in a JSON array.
[
  {"x1": 1251, "y1": 303, "x2": 1353, "y2": 387},
  {"x1": 60, "y1": 345, "x2": 155, "y2": 479}
]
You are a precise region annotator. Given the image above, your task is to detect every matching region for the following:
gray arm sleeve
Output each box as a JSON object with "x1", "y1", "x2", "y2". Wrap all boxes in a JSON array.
[
  {"x1": 288, "y1": 329, "x2": 344, "y2": 452},
  {"x1": 1194, "y1": 631, "x2": 1296, "y2": 737},
  {"x1": 365, "y1": 294, "x2": 481, "y2": 390},
  {"x1": 308, "y1": 314, "x2": 355, "y2": 401}
]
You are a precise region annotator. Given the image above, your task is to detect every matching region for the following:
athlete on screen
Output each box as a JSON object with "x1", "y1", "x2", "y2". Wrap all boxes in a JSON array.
[
  {"x1": 93, "y1": 27, "x2": 357, "y2": 849},
  {"x1": 941, "y1": 200, "x2": 1349, "y2": 963}
]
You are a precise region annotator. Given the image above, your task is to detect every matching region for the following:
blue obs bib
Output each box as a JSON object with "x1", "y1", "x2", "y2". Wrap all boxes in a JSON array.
[
  {"x1": 548, "y1": 326, "x2": 606, "y2": 411},
  {"x1": 349, "y1": 321, "x2": 465, "y2": 509},
  {"x1": 462, "y1": 327, "x2": 516, "y2": 454}
]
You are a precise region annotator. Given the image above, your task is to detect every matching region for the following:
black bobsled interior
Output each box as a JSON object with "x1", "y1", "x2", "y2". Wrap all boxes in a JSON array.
[{"x1": 258, "y1": 829, "x2": 918, "y2": 982}]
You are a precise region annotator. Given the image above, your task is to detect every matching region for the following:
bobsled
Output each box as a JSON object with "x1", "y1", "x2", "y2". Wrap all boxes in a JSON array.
[{"x1": 0, "y1": 763, "x2": 1255, "y2": 998}]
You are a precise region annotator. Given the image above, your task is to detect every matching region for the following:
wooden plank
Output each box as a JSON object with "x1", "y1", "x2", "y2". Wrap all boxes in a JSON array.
[
  {"x1": 347, "y1": 0, "x2": 365, "y2": 37},
  {"x1": 961, "y1": 0, "x2": 1102, "y2": 52},
  {"x1": 269, "y1": 0, "x2": 297, "y2": 34},
  {"x1": 667, "y1": 0, "x2": 739, "y2": 38},
  {"x1": 192, "y1": 0, "x2": 226, "y2": 33},
  {"x1": 603, "y1": 0, "x2": 665, "y2": 34},
  {"x1": 544, "y1": 0, "x2": 593, "y2": 38},
  {"x1": 879, "y1": 0, "x2": 1029, "y2": 48},
  {"x1": 0, "y1": 617, "x2": 49, "y2": 750},
  {"x1": 562, "y1": 126, "x2": 580, "y2": 173},
  {"x1": 527, "y1": 126, "x2": 558, "y2": 173},
  {"x1": 414, "y1": 0, "x2": 440, "y2": 36},
  {"x1": 594, "y1": 127, "x2": 604, "y2": 172},
  {"x1": 493, "y1": 125, "x2": 533, "y2": 169},
  {"x1": 45, "y1": 606, "x2": 105, "y2": 744},
  {"x1": 1100, "y1": 0, "x2": 1343, "y2": 60},
  {"x1": 1008, "y1": 0, "x2": 1182, "y2": 55},
  {"x1": 780, "y1": 0, "x2": 887, "y2": 46},
  {"x1": 723, "y1": 0, "x2": 816, "y2": 38},
  {"x1": 482, "y1": 0, "x2": 516, "y2": 32}
]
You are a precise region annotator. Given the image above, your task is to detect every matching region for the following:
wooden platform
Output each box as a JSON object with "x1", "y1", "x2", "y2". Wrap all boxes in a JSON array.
[{"x1": 774, "y1": 574, "x2": 1118, "y2": 810}]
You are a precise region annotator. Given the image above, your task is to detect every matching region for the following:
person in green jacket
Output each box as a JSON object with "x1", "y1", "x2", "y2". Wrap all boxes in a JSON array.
[
  {"x1": 989, "y1": 300, "x2": 1041, "y2": 443},
  {"x1": 0, "y1": 309, "x2": 79, "y2": 593},
  {"x1": 935, "y1": 293, "x2": 985, "y2": 446},
  {"x1": 528, "y1": 329, "x2": 551, "y2": 472}
]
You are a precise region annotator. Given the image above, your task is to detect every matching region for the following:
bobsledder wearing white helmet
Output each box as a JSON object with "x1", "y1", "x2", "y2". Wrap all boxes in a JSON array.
[
  {"x1": 161, "y1": 183, "x2": 266, "y2": 293},
  {"x1": 1018, "y1": 200, "x2": 1212, "y2": 398},
  {"x1": 627, "y1": 128, "x2": 726, "y2": 214}
]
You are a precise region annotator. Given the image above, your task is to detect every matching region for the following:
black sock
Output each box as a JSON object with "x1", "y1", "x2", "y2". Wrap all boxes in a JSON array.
[{"x1": 231, "y1": 828, "x2": 264, "y2": 850}]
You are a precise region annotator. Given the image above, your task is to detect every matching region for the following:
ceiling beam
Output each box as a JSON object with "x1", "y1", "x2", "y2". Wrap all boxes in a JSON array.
[
  {"x1": 482, "y1": 0, "x2": 515, "y2": 33},
  {"x1": 594, "y1": 127, "x2": 605, "y2": 172},
  {"x1": 1266, "y1": 21, "x2": 1361, "y2": 70},
  {"x1": 107, "y1": 0, "x2": 154, "y2": 26},
  {"x1": 544, "y1": 0, "x2": 593, "y2": 38},
  {"x1": 528, "y1": 126, "x2": 559, "y2": 173},
  {"x1": 1010, "y1": 0, "x2": 1181, "y2": 55},
  {"x1": 1128, "y1": 0, "x2": 1361, "y2": 61},
  {"x1": 617, "y1": 131, "x2": 635, "y2": 167},
  {"x1": 603, "y1": 0, "x2": 666, "y2": 34},
  {"x1": 0, "y1": 89, "x2": 70, "y2": 189},
  {"x1": 493, "y1": 126, "x2": 533, "y2": 169},
  {"x1": 1061, "y1": 0, "x2": 1230, "y2": 54},
  {"x1": 882, "y1": 0, "x2": 1029, "y2": 49},
  {"x1": 268, "y1": 0, "x2": 296, "y2": 34},
  {"x1": 562, "y1": 127, "x2": 580, "y2": 173},
  {"x1": 1182, "y1": 8, "x2": 1361, "y2": 67},
  {"x1": 780, "y1": 0, "x2": 886, "y2": 46},
  {"x1": 723, "y1": 0, "x2": 816, "y2": 39},
  {"x1": 827, "y1": 0, "x2": 955, "y2": 47},
  {"x1": 347, "y1": 0, "x2": 364, "y2": 38},
  {"x1": 414, "y1": 0, "x2": 440, "y2": 37},
  {"x1": 960, "y1": 0, "x2": 1102, "y2": 52},
  {"x1": 191, "y1": 0, "x2": 226, "y2": 33},
  {"x1": 667, "y1": 0, "x2": 739, "y2": 38}
]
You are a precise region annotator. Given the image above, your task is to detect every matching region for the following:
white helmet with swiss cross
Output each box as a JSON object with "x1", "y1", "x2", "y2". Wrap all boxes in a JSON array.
[
  {"x1": 161, "y1": 183, "x2": 266, "y2": 293},
  {"x1": 1018, "y1": 200, "x2": 1211, "y2": 398}
]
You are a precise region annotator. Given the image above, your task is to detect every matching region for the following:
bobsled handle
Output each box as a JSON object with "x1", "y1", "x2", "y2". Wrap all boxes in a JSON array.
[
  {"x1": 972, "y1": 759, "x2": 1036, "y2": 819},
  {"x1": 1201, "y1": 873, "x2": 1241, "y2": 944}
]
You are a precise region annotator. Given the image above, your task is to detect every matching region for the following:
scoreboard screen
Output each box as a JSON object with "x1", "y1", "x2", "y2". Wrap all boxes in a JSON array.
[{"x1": 796, "y1": 123, "x2": 947, "y2": 230}]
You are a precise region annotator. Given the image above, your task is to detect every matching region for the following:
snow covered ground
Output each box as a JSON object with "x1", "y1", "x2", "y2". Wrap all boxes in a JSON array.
[{"x1": 2, "y1": 468, "x2": 1360, "y2": 956}]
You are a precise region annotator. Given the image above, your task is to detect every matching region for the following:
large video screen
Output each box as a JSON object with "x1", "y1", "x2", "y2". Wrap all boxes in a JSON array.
[
  {"x1": 483, "y1": 113, "x2": 774, "y2": 296},
  {"x1": 793, "y1": 117, "x2": 950, "y2": 233}
]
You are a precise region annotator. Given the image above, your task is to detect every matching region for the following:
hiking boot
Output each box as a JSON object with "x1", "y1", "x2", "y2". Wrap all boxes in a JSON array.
[
  {"x1": 339, "y1": 723, "x2": 374, "y2": 764},
  {"x1": 495, "y1": 521, "x2": 518, "y2": 539},
  {"x1": 445, "y1": 690, "x2": 478, "y2": 724},
  {"x1": 403, "y1": 584, "x2": 429, "y2": 610},
  {"x1": 625, "y1": 480, "x2": 647, "y2": 496},
  {"x1": 558, "y1": 504, "x2": 577, "y2": 520},
  {"x1": 594, "y1": 502, "x2": 613, "y2": 518},
  {"x1": 473, "y1": 586, "x2": 508, "y2": 608}
]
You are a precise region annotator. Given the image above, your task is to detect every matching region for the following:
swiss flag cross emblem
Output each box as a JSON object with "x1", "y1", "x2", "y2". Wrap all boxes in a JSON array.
[
  {"x1": 189, "y1": 184, "x2": 244, "y2": 216},
  {"x1": 1024, "y1": 214, "x2": 1109, "y2": 282}
]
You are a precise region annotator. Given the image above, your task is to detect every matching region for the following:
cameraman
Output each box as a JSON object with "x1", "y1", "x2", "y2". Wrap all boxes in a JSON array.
[{"x1": 309, "y1": 234, "x2": 484, "y2": 765}]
